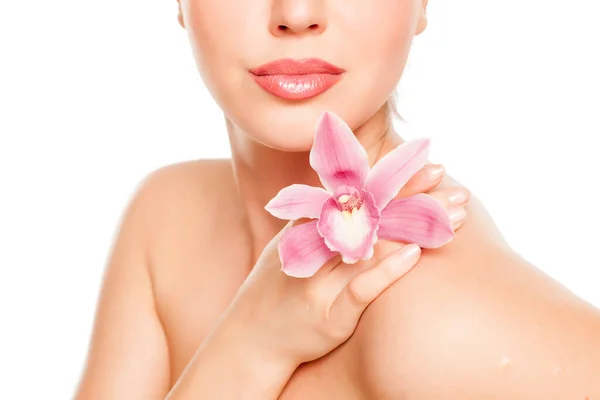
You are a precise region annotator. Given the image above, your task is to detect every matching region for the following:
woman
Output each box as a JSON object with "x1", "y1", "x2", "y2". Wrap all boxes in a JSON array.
[{"x1": 75, "y1": 0, "x2": 600, "y2": 398}]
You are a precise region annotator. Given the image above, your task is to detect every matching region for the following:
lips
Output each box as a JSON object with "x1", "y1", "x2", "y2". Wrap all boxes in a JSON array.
[{"x1": 249, "y1": 58, "x2": 345, "y2": 100}]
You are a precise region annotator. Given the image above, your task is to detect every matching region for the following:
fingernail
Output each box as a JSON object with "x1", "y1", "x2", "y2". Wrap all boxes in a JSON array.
[
  {"x1": 448, "y1": 188, "x2": 471, "y2": 206},
  {"x1": 429, "y1": 164, "x2": 445, "y2": 180},
  {"x1": 387, "y1": 244, "x2": 421, "y2": 277},
  {"x1": 448, "y1": 206, "x2": 467, "y2": 225},
  {"x1": 400, "y1": 243, "x2": 421, "y2": 262}
]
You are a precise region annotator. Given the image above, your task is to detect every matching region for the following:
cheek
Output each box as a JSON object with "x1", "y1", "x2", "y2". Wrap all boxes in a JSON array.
[
  {"x1": 346, "y1": 0, "x2": 419, "y2": 94},
  {"x1": 182, "y1": 0, "x2": 263, "y2": 100}
]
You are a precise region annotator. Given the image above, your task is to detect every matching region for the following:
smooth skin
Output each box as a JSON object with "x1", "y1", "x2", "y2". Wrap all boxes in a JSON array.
[
  {"x1": 75, "y1": 155, "x2": 469, "y2": 400},
  {"x1": 76, "y1": 0, "x2": 600, "y2": 398}
]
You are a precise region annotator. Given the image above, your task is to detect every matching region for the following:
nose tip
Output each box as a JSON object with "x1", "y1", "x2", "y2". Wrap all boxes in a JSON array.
[
  {"x1": 274, "y1": 22, "x2": 326, "y2": 36},
  {"x1": 270, "y1": 2, "x2": 327, "y2": 37}
]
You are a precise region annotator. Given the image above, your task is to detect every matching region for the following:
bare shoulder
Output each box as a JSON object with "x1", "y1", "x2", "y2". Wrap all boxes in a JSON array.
[
  {"x1": 355, "y1": 188, "x2": 600, "y2": 399},
  {"x1": 76, "y1": 159, "x2": 237, "y2": 399},
  {"x1": 127, "y1": 159, "x2": 238, "y2": 246},
  {"x1": 128, "y1": 158, "x2": 251, "y2": 345},
  {"x1": 133, "y1": 158, "x2": 236, "y2": 218}
]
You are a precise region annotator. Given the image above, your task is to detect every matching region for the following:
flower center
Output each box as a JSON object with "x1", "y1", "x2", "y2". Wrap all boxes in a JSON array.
[{"x1": 337, "y1": 192, "x2": 364, "y2": 216}]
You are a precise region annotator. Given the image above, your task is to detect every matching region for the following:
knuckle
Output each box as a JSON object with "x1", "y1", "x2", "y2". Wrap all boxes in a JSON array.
[
  {"x1": 304, "y1": 286, "x2": 330, "y2": 321},
  {"x1": 327, "y1": 322, "x2": 350, "y2": 342},
  {"x1": 347, "y1": 279, "x2": 368, "y2": 307},
  {"x1": 324, "y1": 308, "x2": 352, "y2": 341},
  {"x1": 304, "y1": 285, "x2": 322, "y2": 307}
]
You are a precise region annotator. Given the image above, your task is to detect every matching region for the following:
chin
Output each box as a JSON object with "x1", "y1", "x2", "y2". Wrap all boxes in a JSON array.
[
  {"x1": 225, "y1": 90, "x2": 385, "y2": 153},
  {"x1": 247, "y1": 104, "x2": 330, "y2": 152}
]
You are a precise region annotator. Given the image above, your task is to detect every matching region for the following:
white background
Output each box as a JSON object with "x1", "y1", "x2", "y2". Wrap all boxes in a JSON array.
[{"x1": 1, "y1": 0, "x2": 599, "y2": 398}]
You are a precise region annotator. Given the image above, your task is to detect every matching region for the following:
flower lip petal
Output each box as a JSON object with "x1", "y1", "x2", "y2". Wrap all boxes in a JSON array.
[
  {"x1": 278, "y1": 221, "x2": 337, "y2": 278},
  {"x1": 317, "y1": 189, "x2": 380, "y2": 263},
  {"x1": 377, "y1": 193, "x2": 454, "y2": 248},
  {"x1": 309, "y1": 112, "x2": 370, "y2": 192},
  {"x1": 365, "y1": 138, "x2": 431, "y2": 210},
  {"x1": 265, "y1": 184, "x2": 331, "y2": 220}
]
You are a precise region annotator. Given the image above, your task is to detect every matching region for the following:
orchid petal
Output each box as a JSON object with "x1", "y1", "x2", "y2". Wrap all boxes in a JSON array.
[
  {"x1": 265, "y1": 184, "x2": 331, "y2": 220},
  {"x1": 317, "y1": 189, "x2": 380, "y2": 264},
  {"x1": 378, "y1": 193, "x2": 454, "y2": 248},
  {"x1": 278, "y1": 221, "x2": 337, "y2": 278},
  {"x1": 365, "y1": 138, "x2": 431, "y2": 210},
  {"x1": 309, "y1": 112, "x2": 370, "y2": 192}
]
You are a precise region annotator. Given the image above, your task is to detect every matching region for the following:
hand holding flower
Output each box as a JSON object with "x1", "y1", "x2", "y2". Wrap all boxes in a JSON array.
[
  {"x1": 204, "y1": 113, "x2": 471, "y2": 380},
  {"x1": 266, "y1": 112, "x2": 460, "y2": 277}
]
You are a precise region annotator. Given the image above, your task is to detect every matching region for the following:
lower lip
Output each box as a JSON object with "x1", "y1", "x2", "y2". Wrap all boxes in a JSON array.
[{"x1": 251, "y1": 73, "x2": 342, "y2": 100}]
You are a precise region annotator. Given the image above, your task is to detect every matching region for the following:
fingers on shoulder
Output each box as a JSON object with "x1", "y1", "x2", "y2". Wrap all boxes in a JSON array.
[
  {"x1": 332, "y1": 244, "x2": 421, "y2": 319},
  {"x1": 398, "y1": 163, "x2": 445, "y2": 198}
]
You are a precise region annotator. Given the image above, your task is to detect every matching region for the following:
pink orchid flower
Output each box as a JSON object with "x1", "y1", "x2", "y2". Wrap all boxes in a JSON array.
[{"x1": 265, "y1": 112, "x2": 454, "y2": 278}]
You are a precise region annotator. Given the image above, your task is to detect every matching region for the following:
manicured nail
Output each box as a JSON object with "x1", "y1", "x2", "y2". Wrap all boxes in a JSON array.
[
  {"x1": 448, "y1": 206, "x2": 467, "y2": 225},
  {"x1": 448, "y1": 188, "x2": 471, "y2": 206},
  {"x1": 386, "y1": 244, "x2": 421, "y2": 278},
  {"x1": 399, "y1": 243, "x2": 421, "y2": 262},
  {"x1": 429, "y1": 164, "x2": 445, "y2": 180}
]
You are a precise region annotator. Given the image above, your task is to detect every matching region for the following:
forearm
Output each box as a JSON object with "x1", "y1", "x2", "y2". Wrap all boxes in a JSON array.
[{"x1": 165, "y1": 322, "x2": 298, "y2": 400}]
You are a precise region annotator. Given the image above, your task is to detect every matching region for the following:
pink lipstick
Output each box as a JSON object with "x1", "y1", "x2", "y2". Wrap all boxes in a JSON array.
[{"x1": 249, "y1": 58, "x2": 345, "y2": 100}]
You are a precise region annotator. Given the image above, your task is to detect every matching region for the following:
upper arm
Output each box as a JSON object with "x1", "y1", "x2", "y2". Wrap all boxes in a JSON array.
[
  {"x1": 356, "y1": 240, "x2": 600, "y2": 399},
  {"x1": 75, "y1": 171, "x2": 171, "y2": 400}
]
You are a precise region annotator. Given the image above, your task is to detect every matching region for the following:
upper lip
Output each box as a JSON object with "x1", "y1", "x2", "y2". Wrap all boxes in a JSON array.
[{"x1": 249, "y1": 58, "x2": 345, "y2": 76}]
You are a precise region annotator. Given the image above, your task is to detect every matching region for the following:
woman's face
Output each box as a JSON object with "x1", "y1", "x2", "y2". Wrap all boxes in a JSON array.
[{"x1": 178, "y1": 0, "x2": 428, "y2": 151}]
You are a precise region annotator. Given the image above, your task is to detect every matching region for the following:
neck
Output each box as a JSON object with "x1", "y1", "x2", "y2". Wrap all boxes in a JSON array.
[{"x1": 227, "y1": 105, "x2": 402, "y2": 264}]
